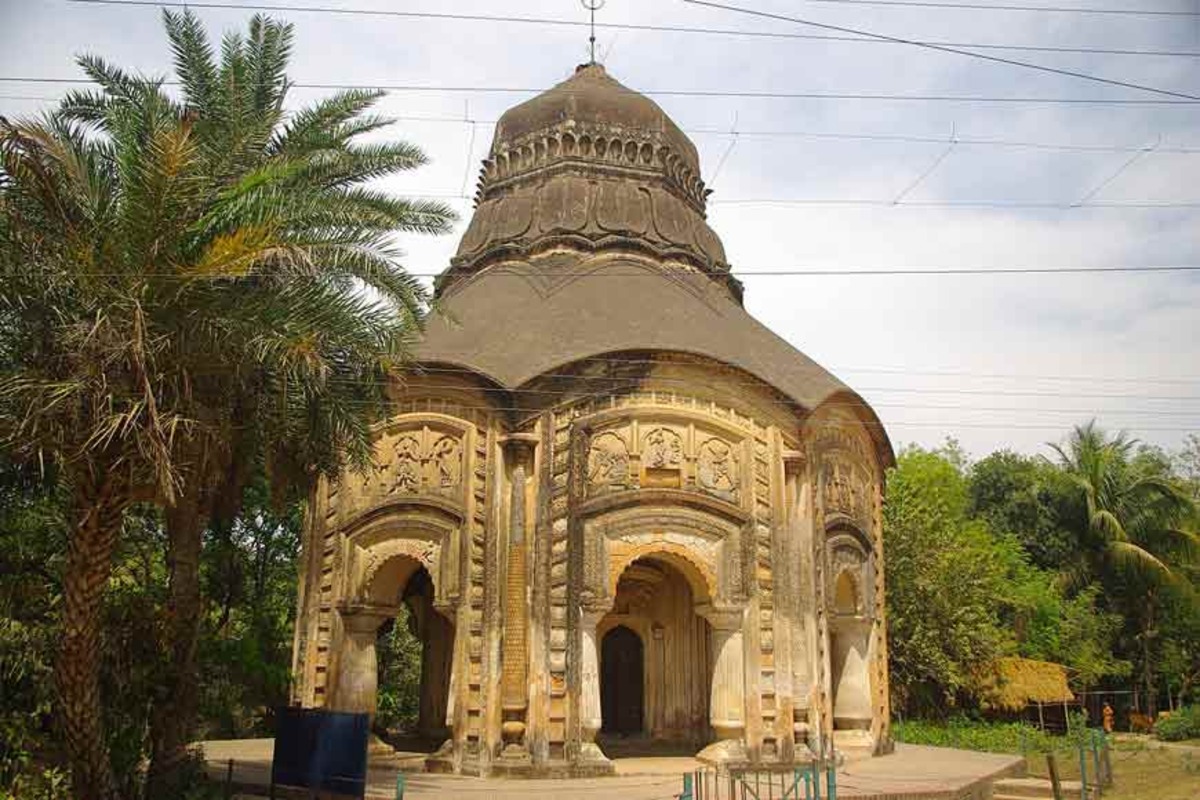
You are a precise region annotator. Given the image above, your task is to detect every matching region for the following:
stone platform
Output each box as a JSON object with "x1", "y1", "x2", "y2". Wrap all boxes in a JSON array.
[{"x1": 201, "y1": 740, "x2": 1024, "y2": 799}]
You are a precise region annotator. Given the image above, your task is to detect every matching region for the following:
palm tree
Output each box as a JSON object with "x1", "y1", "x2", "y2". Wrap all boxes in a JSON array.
[
  {"x1": 0, "y1": 11, "x2": 453, "y2": 797},
  {"x1": 1050, "y1": 421, "x2": 1198, "y2": 714}
]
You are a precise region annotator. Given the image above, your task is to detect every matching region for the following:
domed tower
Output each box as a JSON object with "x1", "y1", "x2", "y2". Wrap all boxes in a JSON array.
[{"x1": 291, "y1": 64, "x2": 894, "y2": 778}]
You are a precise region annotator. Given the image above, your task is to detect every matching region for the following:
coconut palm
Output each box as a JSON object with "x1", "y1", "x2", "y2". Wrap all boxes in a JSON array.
[
  {"x1": 1050, "y1": 420, "x2": 1198, "y2": 714},
  {"x1": 0, "y1": 11, "x2": 453, "y2": 798}
]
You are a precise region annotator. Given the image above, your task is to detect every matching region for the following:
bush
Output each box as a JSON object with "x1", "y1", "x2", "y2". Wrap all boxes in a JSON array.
[
  {"x1": 1155, "y1": 706, "x2": 1200, "y2": 742},
  {"x1": 892, "y1": 716, "x2": 1062, "y2": 753}
]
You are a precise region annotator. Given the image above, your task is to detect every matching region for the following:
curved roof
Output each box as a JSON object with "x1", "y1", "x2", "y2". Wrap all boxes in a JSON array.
[{"x1": 416, "y1": 256, "x2": 849, "y2": 411}]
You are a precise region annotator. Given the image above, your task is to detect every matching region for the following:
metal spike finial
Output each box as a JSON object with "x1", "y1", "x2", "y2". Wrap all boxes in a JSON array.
[{"x1": 581, "y1": 0, "x2": 606, "y2": 64}]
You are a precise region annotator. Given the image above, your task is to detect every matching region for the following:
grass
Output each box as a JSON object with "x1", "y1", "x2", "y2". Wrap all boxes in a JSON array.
[
  {"x1": 894, "y1": 718, "x2": 1200, "y2": 799},
  {"x1": 1024, "y1": 741, "x2": 1200, "y2": 800}
]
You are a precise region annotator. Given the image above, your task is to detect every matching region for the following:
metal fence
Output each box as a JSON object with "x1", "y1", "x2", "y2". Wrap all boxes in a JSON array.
[{"x1": 678, "y1": 763, "x2": 837, "y2": 800}]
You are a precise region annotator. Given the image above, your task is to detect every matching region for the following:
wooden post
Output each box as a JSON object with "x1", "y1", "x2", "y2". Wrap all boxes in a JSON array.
[
  {"x1": 224, "y1": 759, "x2": 234, "y2": 800},
  {"x1": 1101, "y1": 733, "x2": 1114, "y2": 788},
  {"x1": 1078, "y1": 743, "x2": 1088, "y2": 800},
  {"x1": 1090, "y1": 730, "x2": 1103, "y2": 796},
  {"x1": 1038, "y1": 701, "x2": 1046, "y2": 732},
  {"x1": 1046, "y1": 752, "x2": 1064, "y2": 800}
]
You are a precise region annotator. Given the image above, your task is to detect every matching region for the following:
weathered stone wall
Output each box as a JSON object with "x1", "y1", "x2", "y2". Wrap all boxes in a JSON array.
[{"x1": 290, "y1": 357, "x2": 891, "y2": 776}]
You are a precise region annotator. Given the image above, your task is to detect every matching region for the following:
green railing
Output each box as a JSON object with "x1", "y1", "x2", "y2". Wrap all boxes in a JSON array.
[{"x1": 679, "y1": 751, "x2": 837, "y2": 800}]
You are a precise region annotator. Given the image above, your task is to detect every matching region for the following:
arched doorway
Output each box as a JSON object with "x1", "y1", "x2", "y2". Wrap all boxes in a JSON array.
[
  {"x1": 601, "y1": 626, "x2": 644, "y2": 735},
  {"x1": 333, "y1": 550, "x2": 455, "y2": 755},
  {"x1": 375, "y1": 566, "x2": 455, "y2": 744},
  {"x1": 596, "y1": 557, "x2": 713, "y2": 756}
]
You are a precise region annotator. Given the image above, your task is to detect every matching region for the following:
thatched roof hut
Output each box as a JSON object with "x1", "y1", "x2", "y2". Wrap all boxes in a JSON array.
[{"x1": 978, "y1": 657, "x2": 1075, "y2": 712}]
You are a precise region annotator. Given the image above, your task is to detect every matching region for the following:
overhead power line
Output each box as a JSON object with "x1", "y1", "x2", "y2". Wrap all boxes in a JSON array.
[
  {"x1": 5, "y1": 76, "x2": 1200, "y2": 106},
  {"x1": 728, "y1": 0, "x2": 1199, "y2": 17},
  {"x1": 59, "y1": 0, "x2": 1200, "y2": 58},
  {"x1": 17, "y1": 264, "x2": 1200, "y2": 278},
  {"x1": 683, "y1": 0, "x2": 1200, "y2": 101},
  {"x1": 8, "y1": 97, "x2": 1199, "y2": 158}
]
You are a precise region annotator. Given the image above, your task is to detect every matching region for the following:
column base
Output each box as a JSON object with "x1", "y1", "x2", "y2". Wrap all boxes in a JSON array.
[
  {"x1": 424, "y1": 739, "x2": 458, "y2": 774},
  {"x1": 696, "y1": 737, "x2": 749, "y2": 768},
  {"x1": 570, "y1": 741, "x2": 615, "y2": 776}
]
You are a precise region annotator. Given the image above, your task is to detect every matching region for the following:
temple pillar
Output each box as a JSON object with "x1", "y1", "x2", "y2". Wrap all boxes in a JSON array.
[
  {"x1": 498, "y1": 437, "x2": 535, "y2": 769},
  {"x1": 578, "y1": 606, "x2": 611, "y2": 766},
  {"x1": 330, "y1": 605, "x2": 395, "y2": 721},
  {"x1": 696, "y1": 604, "x2": 749, "y2": 766}
]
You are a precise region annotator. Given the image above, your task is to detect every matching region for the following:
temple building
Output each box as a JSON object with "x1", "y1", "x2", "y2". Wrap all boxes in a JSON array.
[{"x1": 290, "y1": 62, "x2": 894, "y2": 777}]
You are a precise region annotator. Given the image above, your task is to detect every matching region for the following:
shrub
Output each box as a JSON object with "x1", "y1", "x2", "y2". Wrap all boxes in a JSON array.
[
  {"x1": 1155, "y1": 706, "x2": 1200, "y2": 742},
  {"x1": 892, "y1": 716, "x2": 1062, "y2": 753}
]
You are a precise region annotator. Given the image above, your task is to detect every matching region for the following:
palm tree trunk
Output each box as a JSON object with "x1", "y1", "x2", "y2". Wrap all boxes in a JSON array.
[
  {"x1": 1142, "y1": 594, "x2": 1158, "y2": 718},
  {"x1": 57, "y1": 477, "x2": 125, "y2": 800},
  {"x1": 146, "y1": 492, "x2": 206, "y2": 799}
]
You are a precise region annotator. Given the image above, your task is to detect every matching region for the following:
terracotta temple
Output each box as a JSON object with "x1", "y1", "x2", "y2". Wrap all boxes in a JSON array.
[{"x1": 290, "y1": 62, "x2": 894, "y2": 777}]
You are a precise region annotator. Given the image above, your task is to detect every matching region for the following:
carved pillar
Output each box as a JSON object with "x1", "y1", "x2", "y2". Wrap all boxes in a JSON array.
[
  {"x1": 578, "y1": 606, "x2": 611, "y2": 764},
  {"x1": 330, "y1": 604, "x2": 395, "y2": 721},
  {"x1": 499, "y1": 438, "x2": 535, "y2": 765},
  {"x1": 696, "y1": 604, "x2": 749, "y2": 765}
]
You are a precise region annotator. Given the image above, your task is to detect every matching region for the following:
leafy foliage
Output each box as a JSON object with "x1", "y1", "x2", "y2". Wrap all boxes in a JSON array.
[
  {"x1": 374, "y1": 606, "x2": 423, "y2": 735},
  {"x1": 1155, "y1": 705, "x2": 1200, "y2": 742}
]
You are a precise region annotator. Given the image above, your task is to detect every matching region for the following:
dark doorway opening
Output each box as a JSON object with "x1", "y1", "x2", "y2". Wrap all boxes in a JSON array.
[{"x1": 601, "y1": 625, "x2": 644, "y2": 735}]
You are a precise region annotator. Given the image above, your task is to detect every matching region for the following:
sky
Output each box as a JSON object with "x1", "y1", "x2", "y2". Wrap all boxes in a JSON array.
[{"x1": 2, "y1": 0, "x2": 1199, "y2": 461}]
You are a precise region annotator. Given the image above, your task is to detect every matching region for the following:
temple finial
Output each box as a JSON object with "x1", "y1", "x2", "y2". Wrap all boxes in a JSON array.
[{"x1": 581, "y1": 0, "x2": 605, "y2": 64}]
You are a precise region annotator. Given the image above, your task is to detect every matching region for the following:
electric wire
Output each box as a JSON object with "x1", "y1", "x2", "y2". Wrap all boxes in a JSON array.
[
  {"x1": 683, "y1": 0, "x2": 1200, "y2": 101},
  {"x1": 57, "y1": 0, "x2": 1200, "y2": 58},
  {"x1": 723, "y1": 0, "x2": 1200, "y2": 17},
  {"x1": 4, "y1": 77, "x2": 1200, "y2": 106},
  {"x1": 19, "y1": 264, "x2": 1200, "y2": 277}
]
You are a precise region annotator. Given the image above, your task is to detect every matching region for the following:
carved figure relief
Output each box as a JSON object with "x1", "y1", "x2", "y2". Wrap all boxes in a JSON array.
[
  {"x1": 390, "y1": 435, "x2": 422, "y2": 494},
  {"x1": 697, "y1": 437, "x2": 739, "y2": 499},
  {"x1": 822, "y1": 456, "x2": 872, "y2": 527},
  {"x1": 643, "y1": 427, "x2": 682, "y2": 468},
  {"x1": 429, "y1": 435, "x2": 462, "y2": 490},
  {"x1": 355, "y1": 427, "x2": 468, "y2": 501},
  {"x1": 587, "y1": 431, "x2": 631, "y2": 492}
]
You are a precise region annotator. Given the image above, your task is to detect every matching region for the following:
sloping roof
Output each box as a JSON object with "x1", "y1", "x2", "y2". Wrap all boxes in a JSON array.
[
  {"x1": 417, "y1": 256, "x2": 857, "y2": 413},
  {"x1": 978, "y1": 657, "x2": 1075, "y2": 712}
]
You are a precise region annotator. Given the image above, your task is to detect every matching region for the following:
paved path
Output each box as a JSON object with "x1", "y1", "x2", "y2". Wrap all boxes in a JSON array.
[{"x1": 202, "y1": 739, "x2": 1023, "y2": 799}]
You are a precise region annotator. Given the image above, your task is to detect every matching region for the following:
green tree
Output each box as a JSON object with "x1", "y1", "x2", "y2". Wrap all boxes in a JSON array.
[
  {"x1": 968, "y1": 450, "x2": 1076, "y2": 571},
  {"x1": 0, "y1": 10, "x2": 453, "y2": 795},
  {"x1": 884, "y1": 445, "x2": 1015, "y2": 715},
  {"x1": 1050, "y1": 422, "x2": 1198, "y2": 715}
]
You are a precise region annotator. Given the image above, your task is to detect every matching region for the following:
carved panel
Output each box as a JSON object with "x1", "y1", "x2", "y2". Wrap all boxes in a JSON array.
[
  {"x1": 642, "y1": 426, "x2": 683, "y2": 468},
  {"x1": 587, "y1": 430, "x2": 631, "y2": 494},
  {"x1": 355, "y1": 426, "x2": 468, "y2": 502},
  {"x1": 821, "y1": 455, "x2": 872, "y2": 529},
  {"x1": 697, "y1": 436, "x2": 739, "y2": 501}
]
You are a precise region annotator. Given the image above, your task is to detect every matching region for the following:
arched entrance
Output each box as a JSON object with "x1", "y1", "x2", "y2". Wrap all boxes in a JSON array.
[
  {"x1": 596, "y1": 557, "x2": 713, "y2": 756},
  {"x1": 331, "y1": 550, "x2": 455, "y2": 753},
  {"x1": 601, "y1": 626, "x2": 644, "y2": 735},
  {"x1": 376, "y1": 565, "x2": 455, "y2": 742}
]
